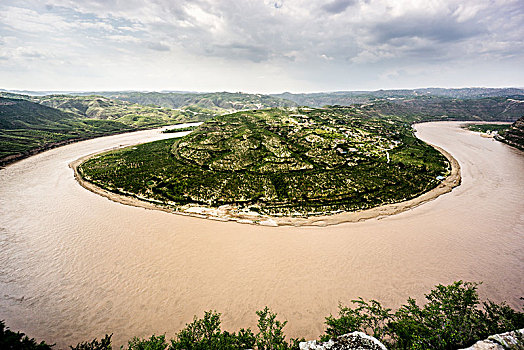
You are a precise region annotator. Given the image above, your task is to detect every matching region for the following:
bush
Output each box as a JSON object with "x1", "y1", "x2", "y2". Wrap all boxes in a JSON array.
[
  {"x1": 0, "y1": 320, "x2": 53, "y2": 350},
  {"x1": 169, "y1": 310, "x2": 256, "y2": 350},
  {"x1": 127, "y1": 334, "x2": 168, "y2": 350},
  {"x1": 2, "y1": 281, "x2": 523, "y2": 350},
  {"x1": 70, "y1": 334, "x2": 112, "y2": 350},
  {"x1": 169, "y1": 307, "x2": 297, "y2": 350},
  {"x1": 324, "y1": 298, "x2": 393, "y2": 341},
  {"x1": 255, "y1": 307, "x2": 288, "y2": 350},
  {"x1": 324, "y1": 281, "x2": 524, "y2": 349}
]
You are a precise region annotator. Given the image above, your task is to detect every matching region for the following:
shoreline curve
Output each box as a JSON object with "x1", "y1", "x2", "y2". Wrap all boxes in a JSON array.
[{"x1": 70, "y1": 130, "x2": 461, "y2": 227}]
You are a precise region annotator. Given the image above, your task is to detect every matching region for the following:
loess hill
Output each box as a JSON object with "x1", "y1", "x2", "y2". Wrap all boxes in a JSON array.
[
  {"x1": 498, "y1": 116, "x2": 524, "y2": 150},
  {"x1": 79, "y1": 106, "x2": 450, "y2": 216},
  {"x1": 0, "y1": 94, "x2": 216, "y2": 166}
]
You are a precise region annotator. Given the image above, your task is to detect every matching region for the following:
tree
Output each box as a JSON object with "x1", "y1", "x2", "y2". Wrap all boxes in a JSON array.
[{"x1": 255, "y1": 307, "x2": 289, "y2": 350}]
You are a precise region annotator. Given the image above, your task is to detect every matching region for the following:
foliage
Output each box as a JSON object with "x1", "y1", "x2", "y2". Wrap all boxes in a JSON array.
[
  {"x1": 324, "y1": 298, "x2": 392, "y2": 341},
  {"x1": 169, "y1": 308, "x2": 296, "y2": 350},
  {"x1": 255, "y1": 307, "x2": 288, "y2": 350},
  {"x1": 0, "y1": 320, "x2": 53, "y2": 350},
  {"x1": 170, "y1": 310, "x2": 256, "y2": 350},
  {"x1": 324, "y1": 281, "x2": 524, "y2": 349},
  {"x1": 127, "y1": 334, "x2": 168, "y2": 350},
  {"x1": 465, "y1": 123, "x2": 509, "y2": 135},
  {"x1": 2, "y1": 281, "x2": 523, "y2": 350},
  {"x1": 70, "y1": 334, "x2": 112, "y2": 350}
]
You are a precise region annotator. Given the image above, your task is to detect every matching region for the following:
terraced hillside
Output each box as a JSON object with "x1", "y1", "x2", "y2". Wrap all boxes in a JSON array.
[
  {"x1": 498, "y1": 117, "x2": 524, "y2": 150},
  {"x1": 32, "y1": 95, "x2": 216, "y2": 127},
  {"x1": 79, "y1": 107, "x2": 449, "y2": 216}
]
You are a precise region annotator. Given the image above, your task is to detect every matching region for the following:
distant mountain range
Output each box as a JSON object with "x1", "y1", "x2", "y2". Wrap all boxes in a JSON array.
[
  {"x1": 3, "y1": 87, "x2": 523, "y2": 106},
  {"x1": 96, "y1": 91, "x2": 298, "y2": 112},
  {"x1": 271, "y1": 88, "x2": 524, "y2": 106}
]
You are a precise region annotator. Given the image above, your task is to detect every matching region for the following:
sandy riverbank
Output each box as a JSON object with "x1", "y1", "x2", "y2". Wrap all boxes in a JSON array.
[{"x1": 70, "y1": 137, "x2": 461, "y2": 227}]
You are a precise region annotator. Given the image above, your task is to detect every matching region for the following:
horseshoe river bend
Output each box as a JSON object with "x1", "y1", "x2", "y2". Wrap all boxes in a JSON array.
[{"x1": 0, "y1": 122, "x2": 523, "y2": 347}]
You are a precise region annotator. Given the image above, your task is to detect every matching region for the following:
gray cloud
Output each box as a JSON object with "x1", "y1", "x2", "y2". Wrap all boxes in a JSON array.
[
  {"x1": 321, "y1": 0, "x2": 356, "y2": 14},
  {"x1": 372, "y1": 15, "x2": 484, "y2": 45},
  {"x1": 147, "y1": 42, "x2": 170, "y2": 51}
]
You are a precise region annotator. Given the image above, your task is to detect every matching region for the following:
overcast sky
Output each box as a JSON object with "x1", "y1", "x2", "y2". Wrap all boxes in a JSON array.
[{"x1": 0, "y1": 0, "x2": 523, "y2": 93}]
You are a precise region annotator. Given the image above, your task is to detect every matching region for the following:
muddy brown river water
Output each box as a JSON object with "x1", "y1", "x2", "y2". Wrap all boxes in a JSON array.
[{"x1": 0, "y1": 122, "x2": 523, "y2": 348}]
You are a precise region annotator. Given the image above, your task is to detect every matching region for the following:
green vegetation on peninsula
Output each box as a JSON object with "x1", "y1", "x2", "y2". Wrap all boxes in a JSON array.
[{"x1": 79, "y1": 106, "x2": 450, "y2": 216}]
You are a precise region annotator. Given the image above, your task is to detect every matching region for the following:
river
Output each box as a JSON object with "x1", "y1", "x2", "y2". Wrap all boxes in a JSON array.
[{"x1": 0, "y1": 122, "x2": 522, "y2": 348}]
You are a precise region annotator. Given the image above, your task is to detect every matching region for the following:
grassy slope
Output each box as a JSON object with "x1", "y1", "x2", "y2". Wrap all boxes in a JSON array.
[
  {"x1": 33, "y1": 95, "x2": 216, "y2": 127},
  {"x1": 0, "y1": 97, "x2": 135, "y2": 162},
  {"x1": 79, "y1": 107, "x2": 449, "y2": 215}
]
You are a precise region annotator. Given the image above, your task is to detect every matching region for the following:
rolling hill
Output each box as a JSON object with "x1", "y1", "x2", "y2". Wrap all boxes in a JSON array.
[{"x1": 0, "y1": 97, "x2": 134, "y2": 165}]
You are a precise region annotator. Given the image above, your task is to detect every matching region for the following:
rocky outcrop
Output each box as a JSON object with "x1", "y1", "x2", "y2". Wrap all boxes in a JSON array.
[
  {"x1": 497, "y1": 117, "x2": 524, "y2": 150},
  {"x1": 298, "y1": 329, "x2": 523, "y2": 350},
  {"x1": 460, "y1": 328, "x2": 523, "y2": 350},
  {"x1": 299, "y1": 332, "x2": 387, "y2": 350}
]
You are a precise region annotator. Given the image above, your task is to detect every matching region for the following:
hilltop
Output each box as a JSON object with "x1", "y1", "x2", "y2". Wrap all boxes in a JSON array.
[{"x1": 79, "y1": 106, "x2": 450, "y2": 218}]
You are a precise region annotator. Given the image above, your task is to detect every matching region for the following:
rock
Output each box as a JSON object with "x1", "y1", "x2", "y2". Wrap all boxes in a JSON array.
[
  {"x1": 300, "y1": 339, "x2": 334, "y2": 350},
  {"x1": 460, "y1": 328, "x2": 523, "y2": 350},
  {"x1": 236, "y1": 219, "x2": 255, "y2": 225},
  {"x1": 299, "y1": 332, "x2": 387, "y2": 350},
  {"x1": 258, "y1": 218, "x2": 278, "y2": 227}
]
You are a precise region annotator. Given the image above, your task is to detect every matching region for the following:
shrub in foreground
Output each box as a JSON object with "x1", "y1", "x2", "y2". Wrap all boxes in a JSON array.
[
  {"x1": 0, "y1": 320, "x2": 53, "y2": 350},
  {"x1": 324, "y1": 281, "x2": 524, "y2": 349},
  {"x1": 2, "y1": 281, "x2": 522, "y2": 350}
]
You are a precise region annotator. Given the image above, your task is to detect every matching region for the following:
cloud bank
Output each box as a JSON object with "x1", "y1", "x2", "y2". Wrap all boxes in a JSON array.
[{"x1": 0, "y1": 0, "x2": 522, "y2": 92}]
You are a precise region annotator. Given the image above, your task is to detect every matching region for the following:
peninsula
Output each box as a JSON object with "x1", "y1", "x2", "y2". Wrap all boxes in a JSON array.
[{"x1": 76, "y1": 106, "x2": 457, "y2": 225}]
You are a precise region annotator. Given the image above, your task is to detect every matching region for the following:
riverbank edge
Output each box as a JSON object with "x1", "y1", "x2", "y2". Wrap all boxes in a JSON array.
[{"x1": 70, "y1": 127, "x2": 461, "y2": 227}]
